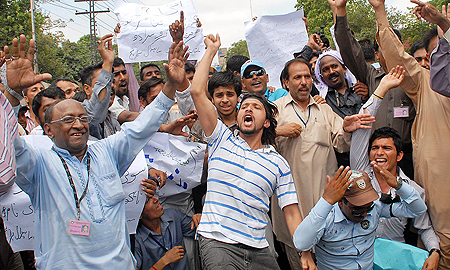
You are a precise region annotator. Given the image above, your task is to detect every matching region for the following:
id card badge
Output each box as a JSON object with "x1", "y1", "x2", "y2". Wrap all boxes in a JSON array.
[
  {"x1": 393, "y1": 107, "x2": 409, "y2": 118},
  {"x1": 69, "y1": 220, "x2": 90, "y2": 236}
]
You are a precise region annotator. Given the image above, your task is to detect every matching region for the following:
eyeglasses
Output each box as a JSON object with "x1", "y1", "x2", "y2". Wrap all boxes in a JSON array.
[
  {"x1": 51, "y1": 115, "x2": 91, "y2": 125},
  {"x1": 243, "y1": 69, "x2": 265, "y2": 79},
  {"x1": 351, "y1": 203, "x2": 375, "y2": 217}
]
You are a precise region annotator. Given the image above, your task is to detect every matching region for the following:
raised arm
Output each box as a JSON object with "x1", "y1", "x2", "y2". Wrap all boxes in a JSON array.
[
  {"x1": 293, "y1": 167, "x2": 352, "y2": 250},
  {"x1": 190, "y1": 34, "x2": 220, "y2": 136},
  {"x1": 84, "y1": 34, "x2": 114, "y2": 126},
  {"x1": 370, "y1": 0, "x2": 425, "y2": 105},
  {"x1": 331, "y1": 0, "x2": 377, "y2": 86},
  {"x1": 350, "y1": 66, "x2": 405, "y2": 171}
]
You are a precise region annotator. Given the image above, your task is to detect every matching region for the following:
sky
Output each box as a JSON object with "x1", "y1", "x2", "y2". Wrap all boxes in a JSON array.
[{"x1": 40, "y1": 0, "x2": 416, "y2": 48}]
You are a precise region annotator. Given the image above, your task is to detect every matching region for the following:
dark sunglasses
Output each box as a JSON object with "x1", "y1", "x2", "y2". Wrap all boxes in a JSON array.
[
  {"x1": 243, "y1": 69, "x2": 265, "y2": 79},
  {"x1": 352, "y1": 203, "x2": 375, "y2": 217}
]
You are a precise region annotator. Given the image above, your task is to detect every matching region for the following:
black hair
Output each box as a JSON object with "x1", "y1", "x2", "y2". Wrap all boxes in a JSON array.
[
  {"x1": 79, "y1": 62, "x2": 103, "y2": 87},
  {"x1": 72, "y1": 90, "x2": 88, "y2": 102},
  {"x1": 32, "y1": 85, "x2": 66, "y2": 125},
  {"x1": 50, "y1": 78, "x2": 78, "y2": 88},
  {"x1": 138, "y1": 77, "x2": 164, "y2": 101},
  {"x1": 113, "y1": 57, "x2": 125, "y2": 68},
  {"x1": 373, "y1": 29, "x2": 402, "y2": 51},
  {"x1": 140, "y1": 63, "x2": 161, "y2": 81},
  {"x1": 207, "y1": 71, "x2": 242, "y2": 98},
  {"x1": 18, "y1": 106, "x2": 28, "y2": 116},
  {"x1": 368, "y1": 127, "x2": 403, "y2": 154},
  {"x1": 185, "y1": 62, "x2": 196, "y2": 74},
  {"x1": 358, "y1": 39, "x2": 376, "y2": 62},
  {"x1": 281, "y1": 58, "x2": 311, "y2": 83},
  {"x1": 226, "y1": 55, "x2": 250, "y2": 74},
  {"x1": 423, "y1": 27, "x2": 438, "y2": 53},
  {"x1": 239, "y1": 93, "x2": 278, "y2": 146},
  {"x1": 409, "y1": 40, "x2": 426, "y2": 57},
  {"x1": 44, "y1": 99, "x2": 63, "y2": 125}
]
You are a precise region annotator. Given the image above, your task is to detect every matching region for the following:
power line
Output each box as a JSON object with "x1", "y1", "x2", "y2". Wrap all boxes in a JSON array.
[{"x1": 46, "y1": 1, "x2": 78, "y2": 12}]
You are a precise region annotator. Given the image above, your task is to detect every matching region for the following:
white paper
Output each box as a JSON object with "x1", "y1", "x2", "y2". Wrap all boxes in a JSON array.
[
  {"x1": 143, "y1": 132, "x2": 206, "y2": 198},
  {"x1": 114, "y1": 0, "x2": 205, "y2": 63},
  {"x1": 244, "y1": 10, "x2": 308, "y2": 89},
  {"x1": 0, "y1": 135, "x2": 148, "y2": 251},
  {"x1": 0, "y1": 184, "x2": 35, "y2": 252}
]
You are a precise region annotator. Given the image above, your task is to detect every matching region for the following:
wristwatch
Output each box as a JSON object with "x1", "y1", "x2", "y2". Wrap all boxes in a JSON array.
[
  {"x1": 395, "y1": 176, "x2": 403, "y2": 190},
  {"x1": 4, "y1": 83, "x2": 24, "y2": 101},
  {"x1": 429, "y1": 248, "x2": 441, "y2": 257}
]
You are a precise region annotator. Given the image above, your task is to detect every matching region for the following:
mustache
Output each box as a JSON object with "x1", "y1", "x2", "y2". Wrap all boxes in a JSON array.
[{"x1": 327, "y1": 73, "x2": 340, "y2": 80}]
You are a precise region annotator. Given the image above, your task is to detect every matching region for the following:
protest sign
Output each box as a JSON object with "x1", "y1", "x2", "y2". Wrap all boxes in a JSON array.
[
  {"x1": 114, "y1": 0, "x2": 205, "y2": 63},
  {"x1": 143, "y1": 132, "x2": 206, "y2": 198},
  {"x1": 0, "y1": 136, "x2": 148, "y2": 251},
  {"x1": 244, "y1": 10, "x2": 308, "y2": 89}
]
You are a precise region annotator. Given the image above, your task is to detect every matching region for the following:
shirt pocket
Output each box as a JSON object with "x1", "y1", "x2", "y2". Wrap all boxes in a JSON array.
[
  {"x1": 97, "y1": 171, "x2": 125, "y2": 206},
  {"x1": 310, "y1": 121, "x2": 331, "y2": 147}
]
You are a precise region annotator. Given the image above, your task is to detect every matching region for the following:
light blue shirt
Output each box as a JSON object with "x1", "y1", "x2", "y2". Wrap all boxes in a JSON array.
[
  {"x1": 293, "y1": 183, "x2": 427, "y2": 270},
  {"x1": 14, "y1": 92, "x2": 174, "y2": 269}
]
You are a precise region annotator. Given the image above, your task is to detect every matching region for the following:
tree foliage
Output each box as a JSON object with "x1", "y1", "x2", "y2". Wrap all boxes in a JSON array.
[{"x1": 226, "y1": 39, "x2": 249, "y2": 60}]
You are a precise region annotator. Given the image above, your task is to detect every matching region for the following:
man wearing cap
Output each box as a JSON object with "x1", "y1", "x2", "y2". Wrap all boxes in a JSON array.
[
  {"x1": 240, "y1": 60, "x2": 288, "y2": 102},
  {"x1": 293, "y1": 166, "x2": 427, "y2": 270}
]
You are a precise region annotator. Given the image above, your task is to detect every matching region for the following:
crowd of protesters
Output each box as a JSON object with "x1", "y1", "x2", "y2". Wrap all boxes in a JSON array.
[{"x1": 1, "y1": 0, "x2": 450, "y2": 269}]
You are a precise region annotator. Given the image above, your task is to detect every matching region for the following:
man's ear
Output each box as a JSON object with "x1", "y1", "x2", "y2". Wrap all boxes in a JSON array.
[
  {"x1": 83, "y1": 84, "x2": 93, "y2": 99},
  {"x1": 139, "y1": 97, "x2": 147, "y2": 108},
  {"x1": 265, "y1": 73, "x2": 269, "y2": 83},
  {"x1": 43, "y1": 123, "x2": 53, "y2": 138},
  {"x1": 283, "y1": 78, "x2": 289, "y2": 90},
  {"x1": 263, "y1": 119, "x2": 270, "y2": 129},
  {"x1": 396, "y1": 151, "x2": 404, "y2": 163}
]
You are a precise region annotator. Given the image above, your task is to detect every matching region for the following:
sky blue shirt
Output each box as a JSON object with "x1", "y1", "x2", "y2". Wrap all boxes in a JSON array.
[
  {"x1": 14, "y1": 92, "x2": 174, "y2": 269},
  {"x1": 264, "y1": 87, "x2": 288, "y2": 102},
  {"x1": 135, "y1": 208, "x2": 195, "y2": 270},
  {"x1": 293, "y1": 183, "x2": 427, "y2": 270}
]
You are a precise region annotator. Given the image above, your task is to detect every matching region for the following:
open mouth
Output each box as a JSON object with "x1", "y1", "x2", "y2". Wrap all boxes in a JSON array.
[
  {"x1": 328, "y1": 74, "x2": 339, "y2": 82},
  {"x1": 119, "y1": 81, "x2": 127, "y2": 88},
  {"x1": 70, "y1": 131, "x2": 86, "y2": 138},
  {"x1": 243, "y1": 115, "x2": 253, "y2": 126},
  {"x1": 374, "y1": 158, "x2": 387, "y2": 167},
  {"x1": 251, "y1": 81, "x2": 262, "y2": 87}
]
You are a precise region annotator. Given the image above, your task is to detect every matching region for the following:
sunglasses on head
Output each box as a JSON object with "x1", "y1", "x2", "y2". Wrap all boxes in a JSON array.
[{"x1": 243, "y1": 69, "x2": 265, "y2": 79}]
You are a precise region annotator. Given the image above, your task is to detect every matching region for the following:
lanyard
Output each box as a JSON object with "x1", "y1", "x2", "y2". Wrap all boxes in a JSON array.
[
  {"x1": 149, "y1": 229, "x2": 173, "y2": 251},
  {"x1": 53, "y1": 148, "x2": 91, "y2": 221},
  {"x1": 291, "y1": 103, "x2": 311, "y2": 127}
]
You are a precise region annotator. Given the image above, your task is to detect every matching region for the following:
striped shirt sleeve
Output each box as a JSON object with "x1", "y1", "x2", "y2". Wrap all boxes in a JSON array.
[{"x1": 0, "y1": 91, "x2": 18, "y2": 193}]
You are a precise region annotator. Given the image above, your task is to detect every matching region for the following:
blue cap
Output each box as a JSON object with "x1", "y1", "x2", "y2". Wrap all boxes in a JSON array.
[{"x1": 240, "y1": 60, "x2": 265, "y2": 78}]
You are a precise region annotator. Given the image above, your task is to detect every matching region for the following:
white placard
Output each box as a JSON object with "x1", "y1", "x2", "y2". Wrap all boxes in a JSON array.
[
  {"x1": 0, "y1": 135, "x2": 148, "y2": 251},
  {"x1": 0, "y1": 184, "x2": 35, "y2": 252},
  {"x1": 244, "y1": 10, "x2": 308, "y2": 89},
  {"x1": 143, "y1": 132, "x2": 206, "y2": 198},
  {"x1": 114, "y1": 0, "x2": 205, "y2": 63}
]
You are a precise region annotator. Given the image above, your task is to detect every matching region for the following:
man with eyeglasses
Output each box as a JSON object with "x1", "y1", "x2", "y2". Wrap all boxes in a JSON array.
[
  {"x1": 8, "y1": 34, "x2": 190, "y2": 269},
  {"x1": 240, "y1": 60, "x2": 288, "y2": 102},
  {"x1": 293, "y1": 66, "x2": 428, "y2": 270}
]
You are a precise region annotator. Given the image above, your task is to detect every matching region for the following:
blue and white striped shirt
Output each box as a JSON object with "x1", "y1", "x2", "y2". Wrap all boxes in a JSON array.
[{"x1": 197, "y1": 121, "x2": 297, "y2": 248}]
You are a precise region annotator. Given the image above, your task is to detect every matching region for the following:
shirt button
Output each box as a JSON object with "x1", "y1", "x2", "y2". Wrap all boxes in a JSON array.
[
  {"x1": 354, "y1": 242, "x2": 357, "y2": 245},
  {"x1": 341, "y1": 247, "x2": 345, "y2": 250}
]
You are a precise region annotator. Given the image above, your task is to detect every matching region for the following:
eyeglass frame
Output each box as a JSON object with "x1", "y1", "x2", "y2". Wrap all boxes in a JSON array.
[
  {"x1": 342, "y1": 197, "x2": 375, "y2": 217},
  {"x1": 50, "y1": 115, "x2": 92, "y2": 125},
  {"x1": 243, "y1": 68, "x2": 266, "y2": 79}
]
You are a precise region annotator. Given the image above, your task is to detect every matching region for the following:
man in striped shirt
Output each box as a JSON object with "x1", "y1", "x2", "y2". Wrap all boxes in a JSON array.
[{"x1": 189, "y1": 34, "x2": 316, "y2": 270}]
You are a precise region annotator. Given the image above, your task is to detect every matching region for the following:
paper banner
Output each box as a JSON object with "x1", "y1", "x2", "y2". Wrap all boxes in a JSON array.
[
  {"x1": 114, "y1": 0, "x2": 205, "y2": 63},
  {"x1": 244, "y1": 10, "x2": 308, "y2": 89},
  {"x1": 143, "y1": 132, "x2": 206, "y2": 198}
]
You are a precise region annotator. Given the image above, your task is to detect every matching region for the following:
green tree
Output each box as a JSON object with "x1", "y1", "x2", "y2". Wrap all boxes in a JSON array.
[{"x1": 226, "y1": 39, "x2": 249, "y2": 60}]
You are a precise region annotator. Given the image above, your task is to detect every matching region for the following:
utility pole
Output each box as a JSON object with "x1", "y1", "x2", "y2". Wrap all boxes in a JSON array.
[
  {"x1": 30, "y1": 0, "x2": 38, "y2": 73},
  {"x1": 75, "y1": 0, "x2": 109, "y2": 64}
]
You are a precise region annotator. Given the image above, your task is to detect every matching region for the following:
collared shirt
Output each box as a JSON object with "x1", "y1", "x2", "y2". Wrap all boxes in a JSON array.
[
  {"x1": 293, "y1": 183, "x2": 427, "y2": 270},
  {"x1": 334, "y1": 15, "x2": 415, "y2": 145},
  {"x1": 24, "y1": 110, "x2": 36, "y2": 134},
  {"x1": 0, "y1": 91, "x2": 18, "y2": 193},
  {"x1": 109, "y1": 95, "x2": 130, "y2": 118},
  {"x1": 197, "y1": 121, "x2": 297, "y2": 248},
  {"x1": 350, "y1": 95, "x2": 440, "y2": 252},
  {"x1": 14, "y1": 92, "x2": 174, "y2": 269},
  {"x1": 271, "y1": 93, "x2": 351, "y2": 248},
  {"x1": 377, "y1": 16, "x2": 450, "y2": 240},
  {"x1": 325, "y1": 84, "x2": 362, "y2": 119},
  {"x1": 135, "y1": 209, "x2": 195, "y2": 270}
]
